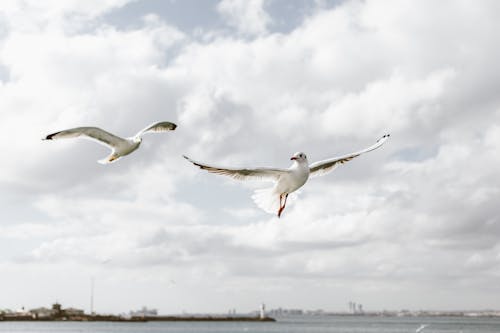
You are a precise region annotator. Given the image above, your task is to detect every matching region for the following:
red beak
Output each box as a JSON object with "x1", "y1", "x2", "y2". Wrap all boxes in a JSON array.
[{"x1": 291, "y1": 157, "x2": 297, "y2": 160}]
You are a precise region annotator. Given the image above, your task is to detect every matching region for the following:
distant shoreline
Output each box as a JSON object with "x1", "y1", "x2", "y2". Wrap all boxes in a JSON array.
[
  {"x1": 269, "y1": 312, "x2": 500, "y2": 318},
  {"x1": 0, "y1": 315, "x2": 276, "y2": 323},
  {"x1": 4, "y1": 312, "x2": 500, "y2": 322}
]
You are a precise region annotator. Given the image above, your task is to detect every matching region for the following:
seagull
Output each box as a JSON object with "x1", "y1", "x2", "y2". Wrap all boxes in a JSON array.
[
  {"x1": 416, "y1": 324, "x2": 429, "y2": 332},
  {"x1": 184, "y1": 134, "x2": 390, "y2": 217},
  {"x1": 43, "y1": 121, "x2": 177, "y2": 164}
]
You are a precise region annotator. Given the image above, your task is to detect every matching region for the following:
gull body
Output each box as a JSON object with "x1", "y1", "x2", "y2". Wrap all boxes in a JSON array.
[
  {"x1": 270, "y1": 153, "x2": 310, "y2": 217},
  {"x1": 112, "y1": 137, "x2": 141, "y2": 158},
  {"x1": 43, "y1": 121, "x2": 177, "y2": 164},
  {"x1": 184, "y1": 134, "x2": 390, "y2": 217},
  {"x1": 276, "y1": 154, "x2": 310, "y2": 194},
  {"x1": 112, "y1": 136, "x2": 143, "y2": 159}
]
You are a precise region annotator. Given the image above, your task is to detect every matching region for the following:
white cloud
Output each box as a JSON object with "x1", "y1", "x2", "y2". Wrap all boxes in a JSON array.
[
  {"x1": 217, "y1": 0, "x2": 271, "y2": 36},
  {"x1": 0, "y1": 0, "x2": 133, "y2": 35}
]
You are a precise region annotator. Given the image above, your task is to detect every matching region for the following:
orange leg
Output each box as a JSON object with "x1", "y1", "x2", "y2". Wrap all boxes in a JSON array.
[{"x1": 277, "y1": 194, "x2": 283, "y2": 218}]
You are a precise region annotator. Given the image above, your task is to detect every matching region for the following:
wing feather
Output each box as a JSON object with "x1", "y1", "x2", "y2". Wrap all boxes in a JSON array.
[
  {"x1": 43, "y1": 127, "x2": 126, "y2": 149},
  {"x1": 309, "y1": 134, "x2": 390, "y2": 177},
  {"x1": 183, "y1": 156, "x2": 285, "y2": 181},
  {"x1": 136, "y1": 121, "x2": 177, "y2": 136}
]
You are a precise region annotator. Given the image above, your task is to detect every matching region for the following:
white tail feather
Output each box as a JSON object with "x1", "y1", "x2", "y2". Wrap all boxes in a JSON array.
[
  {"x1": 251, "y1": 189, "x2": 301, "y2": 216},
  {"x1": 251, "y1": 188, "x2": 280, "y2": 215}
]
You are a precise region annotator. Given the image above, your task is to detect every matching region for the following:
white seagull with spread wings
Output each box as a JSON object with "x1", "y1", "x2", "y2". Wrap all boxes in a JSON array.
[
  {"x1": 44, "y1": 121, "x2": 177, "y2": 164},
  {"x1": 184, "y1": 134, "x2": 390, "y2": 217}
]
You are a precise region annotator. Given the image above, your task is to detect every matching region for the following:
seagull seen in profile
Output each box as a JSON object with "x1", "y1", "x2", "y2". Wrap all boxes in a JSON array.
[
  {"x1": 184, "y1": 134, "x2": 390, "y2": 218},
  {"x1": 415, "y1": 324, "x2": 429, "y2": 333},
  {"x1": 43, "y1": 121, "x2": 177, "y2": 164}
]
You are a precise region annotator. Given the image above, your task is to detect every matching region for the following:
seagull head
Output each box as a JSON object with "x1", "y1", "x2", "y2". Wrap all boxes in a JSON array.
[{"x1": 291, "y1": 152, "x2": 308, "y2": 163}]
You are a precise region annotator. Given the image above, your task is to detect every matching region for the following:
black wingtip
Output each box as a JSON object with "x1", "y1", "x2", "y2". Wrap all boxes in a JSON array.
[
  {"x1": 376, "y1": 133, "x2": 390, "y2": 143},
  {"x1": 171, "y1": 123, "x2": 177, "y2": 130},
  {"x1": 44, "y1": 132, "x2": 58, "y2": 140}
]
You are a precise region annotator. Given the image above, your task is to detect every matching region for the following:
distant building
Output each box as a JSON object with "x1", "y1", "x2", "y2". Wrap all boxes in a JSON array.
[
  {"x1": 1, "y1": 307, "x2": 31, "y2": 320},
  {"x1": 16, "y1": 306, "x2": 29, "y2": 315},
  {"x1": 130, "y1": 306, "x2": 158, "y2": 317},
  {"x1": 30, "y1": 307, "x2": 57, "y2": 319},
  {"x1": 305, "y1": 309, "x2": 325, "y2": 316},
  {"x1": 268, "y1": 308, "x2": 303, "y2": 316},
  {"x1": 349, "y1": 301, "x2": 359, "y2": 314},
  {"x1": 348, "y1": 301, "x2": 364, "y2": 314},
  {"x1": 0, "y1": 309, "x2": 13, "y2": 315},
  {"x1": 29, "y1": 303, "x2": 85, "y2": 319},
  {"x1": 260, "y1": 304, "x2": 266, "y2": 319},
  {"x1": 65, "y1": 308, "x2": 85, "y2": 316},
  {"x1": 52, "y1": 303, "x2": 62, "y2": 315}
]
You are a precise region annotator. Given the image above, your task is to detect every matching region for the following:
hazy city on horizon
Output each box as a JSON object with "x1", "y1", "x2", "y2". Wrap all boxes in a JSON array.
[
  {"x1": 1, "y1": 0, "x2": 500, "y2": 314},
  {"x1": 3, "y1": 301, "x2": 500, "y2": 319}
]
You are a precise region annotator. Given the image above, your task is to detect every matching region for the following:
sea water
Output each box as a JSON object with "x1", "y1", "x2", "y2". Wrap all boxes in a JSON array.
[{"x1": 0, "y1": 315, "x2": 499, "y2": 333}]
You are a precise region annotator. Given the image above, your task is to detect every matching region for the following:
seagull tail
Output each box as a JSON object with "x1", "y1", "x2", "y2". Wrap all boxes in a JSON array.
[
  {"x1": 98, "y1": 154, "x2": 119, "y2": 164},
  {"x1": 251, "y1": 187, "x2": 281, "y2": 215}
]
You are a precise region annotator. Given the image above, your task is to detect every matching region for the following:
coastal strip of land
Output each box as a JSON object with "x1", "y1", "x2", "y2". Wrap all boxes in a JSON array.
[{"x1": 0, "y1": 314, "x2": 275, "y2": 322}]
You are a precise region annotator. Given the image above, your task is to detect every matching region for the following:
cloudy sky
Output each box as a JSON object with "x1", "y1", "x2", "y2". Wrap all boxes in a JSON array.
[{"x1": 1, "y1": 0, "x2": 500, "y2": 314}]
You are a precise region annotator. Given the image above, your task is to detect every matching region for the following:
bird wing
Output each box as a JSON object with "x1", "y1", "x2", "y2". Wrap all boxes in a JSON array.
[
  {"x1": 136, "y1": 121, "x2": 177, "y2": 137},
  {"x1": 308, "y1": 134, "x2": 390, "y2": 178},
  {"x1": 416, "y1": 324, "x2": 428, "y2": 333},
  {"x1": 183, "y1": 155, "x2": 286, "y2": 181},
  {"x1": 43, "y1": 127, "x2": 126, "y2": 149}
]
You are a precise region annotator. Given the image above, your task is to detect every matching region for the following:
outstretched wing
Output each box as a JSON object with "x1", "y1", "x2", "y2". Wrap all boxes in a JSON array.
[
  {"x1": 43, "y1": 127, "x2": 126, "y2": 149},
  {"x1": 136, "y1": 121, "x2": 177, "y2": 137},
  {"x1": 309, "y1": 134, "x2": 390, "y2": 178},
  {"x1": 183, "y1": 155, "x2": 286, "y2": 181}
]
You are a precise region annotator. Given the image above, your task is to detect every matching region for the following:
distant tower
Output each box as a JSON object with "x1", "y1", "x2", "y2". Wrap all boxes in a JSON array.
[
  {"x1": 358, "y1": 304, "x2": 363, "y2": 313},
  {"x1": 260, "y1": 303, "x2": 266, "y2": 319},
  {"x1": 52, "y1": 302, "x2": 62, "y2": 314},
  {"x1": 90, "y1": 277, "x2": 95, "y2": 315},
  {"x1": 352, "y1": 302, "x2": 357, "y2": 314}
]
